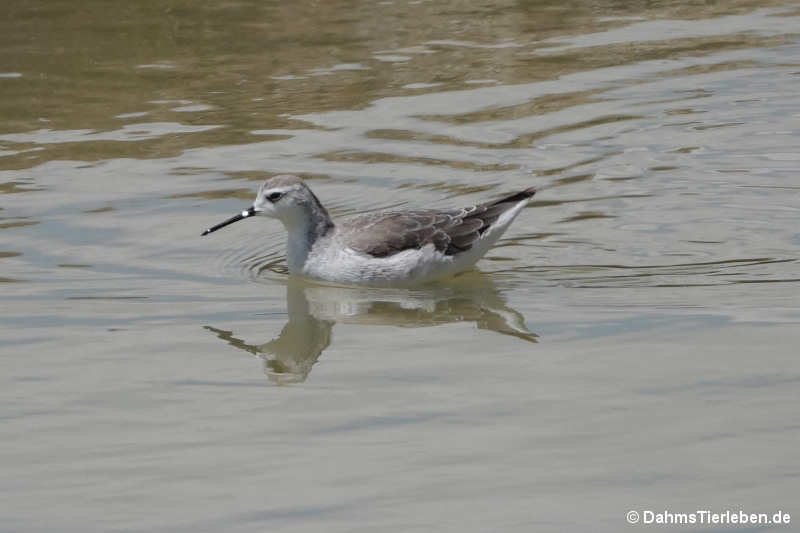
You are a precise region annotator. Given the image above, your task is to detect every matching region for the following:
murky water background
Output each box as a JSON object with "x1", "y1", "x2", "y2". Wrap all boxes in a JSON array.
[{"x1": 2, "y1": 1, "x2": 799, "y2": 531}]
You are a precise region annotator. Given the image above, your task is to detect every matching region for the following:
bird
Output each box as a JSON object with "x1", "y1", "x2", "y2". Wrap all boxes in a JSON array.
[{"x1": 201, "y1": 175, "x2": 535, "y2": 286}]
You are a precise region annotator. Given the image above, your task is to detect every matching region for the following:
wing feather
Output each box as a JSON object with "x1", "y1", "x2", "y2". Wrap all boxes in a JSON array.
[{"x1": 342, "y1": 187, "x2": 535, "y2": 258}]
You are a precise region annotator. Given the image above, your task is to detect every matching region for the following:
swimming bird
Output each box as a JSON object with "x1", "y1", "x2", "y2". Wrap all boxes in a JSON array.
[{"x1": 201, "y1": 175, "x2": 535, "y2": 286}]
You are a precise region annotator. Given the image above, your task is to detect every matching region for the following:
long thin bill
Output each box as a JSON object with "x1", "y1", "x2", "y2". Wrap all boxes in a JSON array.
[{"x1": 201, "y1": 206, "x2": 256, "y2": 236}]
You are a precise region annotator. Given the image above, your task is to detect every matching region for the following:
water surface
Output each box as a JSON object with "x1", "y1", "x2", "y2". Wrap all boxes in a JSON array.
[{"x1": 2, "y1": 1, "x2": 799, "y2": 532}]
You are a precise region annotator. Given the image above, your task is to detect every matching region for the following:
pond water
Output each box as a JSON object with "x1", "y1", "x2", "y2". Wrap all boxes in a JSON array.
[{"x1": 2, "y1": 1, "x2": 799, "y2": 531}]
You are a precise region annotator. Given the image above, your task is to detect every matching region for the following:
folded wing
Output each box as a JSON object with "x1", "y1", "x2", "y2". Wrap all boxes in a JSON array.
[{"x1": 343, "y1": 187, "x2": 535, "y2": 258}]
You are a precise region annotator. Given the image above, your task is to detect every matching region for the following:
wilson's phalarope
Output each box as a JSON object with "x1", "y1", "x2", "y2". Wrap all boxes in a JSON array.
[{"x1": 201, "y1": 175, "x2": 535, "y2": 286}]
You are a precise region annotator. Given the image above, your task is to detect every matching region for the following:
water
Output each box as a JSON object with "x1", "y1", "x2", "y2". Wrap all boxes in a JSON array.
[{"x1": 2, "y1": 1, "x2": 799, "y2": 531}]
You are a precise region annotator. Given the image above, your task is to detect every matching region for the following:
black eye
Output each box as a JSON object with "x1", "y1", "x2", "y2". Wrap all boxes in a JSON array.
[{"x1": 266, "y1": 192, "x2": 283, "y2": 203}]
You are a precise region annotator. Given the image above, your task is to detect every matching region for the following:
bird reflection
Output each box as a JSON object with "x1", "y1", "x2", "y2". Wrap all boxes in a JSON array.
[{"x1": 204, "y1": 272, "x2": 537, "y2": 384}]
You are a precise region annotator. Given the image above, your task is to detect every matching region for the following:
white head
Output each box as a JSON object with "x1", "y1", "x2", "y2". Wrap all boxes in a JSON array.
[
  {"x1": 252, "y1": 175, "x2": 319, "y2": 225},
  {"x1": 201, "y1": 175, "x2": 332, "y2": 236}
]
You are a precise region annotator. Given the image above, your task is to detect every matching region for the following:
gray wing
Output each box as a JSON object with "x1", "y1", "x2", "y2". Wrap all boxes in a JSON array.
[{"x1": 342, "y1": 187, "x2": 535, "y2": 258}]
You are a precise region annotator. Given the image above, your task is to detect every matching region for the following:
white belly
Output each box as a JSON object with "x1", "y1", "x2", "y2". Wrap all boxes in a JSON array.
[{"x1": 299, "y1": 243, "x2": 456, "y2": 286}]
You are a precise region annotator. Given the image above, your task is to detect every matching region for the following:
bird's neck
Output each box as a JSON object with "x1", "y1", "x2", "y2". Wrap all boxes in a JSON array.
[{"x1": 282, "y1": 207, "x2": 334, "y2": 274}]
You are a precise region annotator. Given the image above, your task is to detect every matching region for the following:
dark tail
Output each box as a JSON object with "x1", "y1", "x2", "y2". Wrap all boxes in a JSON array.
[{"x1": 491, "y1": 186, "x2": 536, "y2": 206}]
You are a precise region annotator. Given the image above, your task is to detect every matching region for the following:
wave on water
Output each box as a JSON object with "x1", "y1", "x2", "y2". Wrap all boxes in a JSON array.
[{"x1": 211, "y1": 231, "x2": 287, "y2": 285}]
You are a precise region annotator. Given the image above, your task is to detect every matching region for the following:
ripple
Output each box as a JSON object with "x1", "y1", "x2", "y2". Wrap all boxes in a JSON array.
[
  {"x1": 0, "y1": 123, "x2": 221, "y2": 144},
  {"x1": 372, "y1": 55, "x2": 411, "y2": 63},
  {"x1": 212, "y1": 231, "x2": 287, "y2": 285},
  {"x1": 493, "y1": 258, "x2": 798, "y2": 288},
  {"x1": 535, "y1": 7, "x2": 800, "y2": 54}
]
